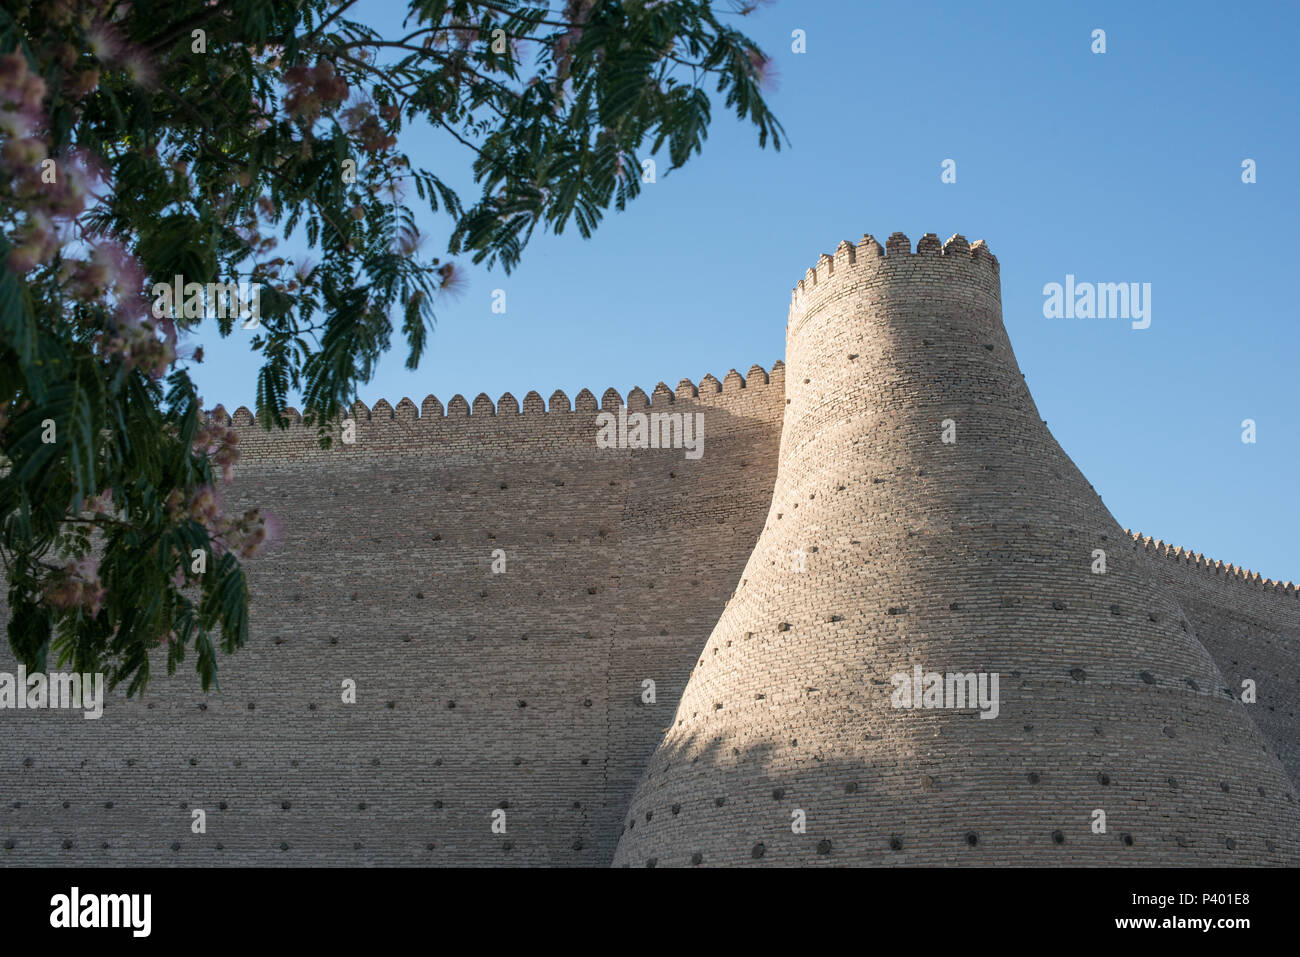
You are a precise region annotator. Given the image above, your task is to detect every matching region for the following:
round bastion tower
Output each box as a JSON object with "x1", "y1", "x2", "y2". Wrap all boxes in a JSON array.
[{"x1": 612, "y1": 232, "x2": 1300, "y2": 867}]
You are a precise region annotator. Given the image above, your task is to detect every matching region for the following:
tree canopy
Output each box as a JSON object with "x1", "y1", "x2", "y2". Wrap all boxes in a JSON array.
[{"x1": 0, "y1": 0, "x2": 782, "y2": 694}]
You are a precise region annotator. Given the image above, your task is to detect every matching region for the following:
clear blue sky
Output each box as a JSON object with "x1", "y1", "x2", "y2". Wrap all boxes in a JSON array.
[{"x1": 194, "y1": 0, "x2": 1300, "y2": 584}]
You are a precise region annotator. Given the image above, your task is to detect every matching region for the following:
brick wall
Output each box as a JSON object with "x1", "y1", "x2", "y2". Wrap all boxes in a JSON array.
[
  {"x1": 2, "y1": 231, "x2": 1296, "y2": 868},
  {"x1": 0, "y1": 368, "x2": 784, "y2": 865}
]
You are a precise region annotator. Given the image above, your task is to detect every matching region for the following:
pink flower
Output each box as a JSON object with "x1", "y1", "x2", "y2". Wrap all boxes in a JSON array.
[
  {"x1": 86, "y1": 22, "x2": 126, "y2": 64},
  {"x1": 437, "y1": 262, "x2": 467, "y2": 299},
  {"x1": 86, "y1": 488, "x2": 114, "y2": 514},
  {"x1": 43, "y1": 557, "x2": 106, "y2": 616}
]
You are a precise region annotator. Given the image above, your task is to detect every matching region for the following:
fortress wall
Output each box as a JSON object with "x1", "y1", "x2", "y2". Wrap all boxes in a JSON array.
[
  {"x1": 3, "y1": 231, "x2": 1298, "y2": 867},
  {"x1": 0, "y1": 367, "x2": 784, "y2": 866},
  {"x1": 1130, "y1": 534, "x2": 1300, "y2": 788}
]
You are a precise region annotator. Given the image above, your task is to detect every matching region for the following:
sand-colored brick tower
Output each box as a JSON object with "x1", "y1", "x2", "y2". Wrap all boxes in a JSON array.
[{"x1": 612, "y1": 232, "x2": 1300, "y2": 866}]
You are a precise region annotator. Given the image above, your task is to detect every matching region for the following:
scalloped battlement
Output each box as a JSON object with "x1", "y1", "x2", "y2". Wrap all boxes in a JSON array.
[
  {"x1": 789, "y1": 230, "x2": 1000, "y2": 317},
  {"x1": 1127, "y1": 529, "x2": 1298, "y2": 598},
  {"x1": 210, "y1": 361, "x2": 788, "y2": 464}
]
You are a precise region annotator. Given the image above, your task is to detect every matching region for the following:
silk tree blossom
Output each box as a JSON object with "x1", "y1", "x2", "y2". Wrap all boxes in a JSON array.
[
  {"x1": 43, "y1": 557, "x2": 106, "y2": 616},
  {"x1": 85, "y1": 20, "x2": 126, "y2": 65},
  {"x1": 436, "y1": 262, "x2": 467, "y2": 299},
  {"x1": 0, "y1": 52, "x2": 46, "y2": 136},
  {"x1": 284, "y1": 61, "x2": 350, "y2": 125},
  {"x1": 191, "y1": 419, "x2": 242, "y2": 483},
  {"x1": 747, "y1": 46, "x2": 779, "y2": 91},
  {"x1": 394, "y1": 224, "x2": 423, "y2": 257},
  {"x1": 85, "y1": 489, "x2": 114, "y2": 515}
]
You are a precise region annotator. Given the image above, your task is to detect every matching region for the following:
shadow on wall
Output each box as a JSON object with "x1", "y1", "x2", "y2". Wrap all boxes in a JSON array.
[{"x1": 612, "y1": 690, "x2": 1300, "y2": 868}]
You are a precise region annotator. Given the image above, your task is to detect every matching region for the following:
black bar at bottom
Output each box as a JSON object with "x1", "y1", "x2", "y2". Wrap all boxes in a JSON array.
[{"x1": 0, "y1": 866, "x2": 1287, "y2": 942}]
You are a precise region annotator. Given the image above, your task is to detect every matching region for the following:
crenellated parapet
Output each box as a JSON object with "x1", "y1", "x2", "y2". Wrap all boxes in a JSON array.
[
  {"x1": 1128, "y1": 529, "x2": 1298, "y2": 599},
  {"x1": 787, "y1": 231, "x2": 1000, "y2": 337},
  {"x1": 209, "y1": 362, "x2": 787, "y2": 465}
]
